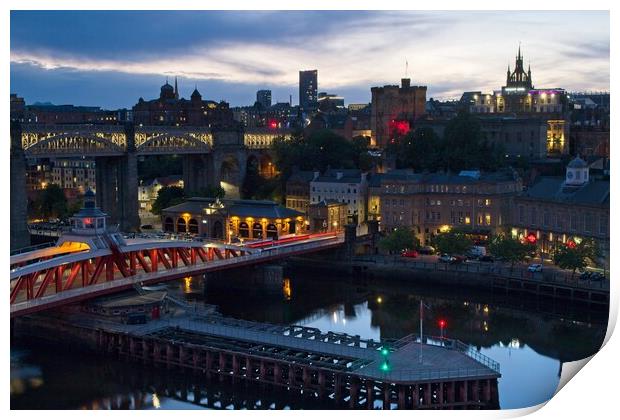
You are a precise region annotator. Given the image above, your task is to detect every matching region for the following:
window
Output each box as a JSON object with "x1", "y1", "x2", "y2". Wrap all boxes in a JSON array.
[{"x1": 485, "y1": 214, "x2": 491, "y2": 225}]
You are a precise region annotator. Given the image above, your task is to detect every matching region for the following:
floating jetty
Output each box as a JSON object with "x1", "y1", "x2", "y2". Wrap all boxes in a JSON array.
[{"x1": 15, "y1": 303, "x2": 500, "y2": 410}]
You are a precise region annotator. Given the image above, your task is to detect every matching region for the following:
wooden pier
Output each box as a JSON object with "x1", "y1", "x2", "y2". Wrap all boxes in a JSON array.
[{"x1": 54, "y1": 311, "x2": 501, "y2": 410}]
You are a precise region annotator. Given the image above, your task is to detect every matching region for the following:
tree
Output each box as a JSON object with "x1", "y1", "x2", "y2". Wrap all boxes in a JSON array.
[
  {"x1": 271, "y1": 129, "x2": 361, "y2": 178},
  {"x1": 138, "y1": 155, "x2": 182, "y2": 182},
  {"x1": 487, "y1": 234, "x2": 535, "y2": 271},
  {"x1": 553, "y1": 238, "x2": 601, "y2": 278},
  {"x1": 378, "y1": 227, "x2": 420, "y2": 254},
  {"x1": 193, "y1": 185, "x2": 225, "y2": 200},
  {"x1": 386, "y1": 127, "x2": 443, "y2": 171},
  {"x1": 433, "y1": 231, "x2": 473, "y2": 256},
  {"x1": 151, "y1": 186, "x2": 185, "y2": 215},
  {"x1": 31, "y1": 184, "x2": 68, "y2": 220}
]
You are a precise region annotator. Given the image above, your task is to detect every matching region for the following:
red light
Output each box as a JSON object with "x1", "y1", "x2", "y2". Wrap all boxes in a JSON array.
[
  {"x1": 269, "y1": 120, "x2": 278, "y2": 129},
  {"x1": 439, "y1": 319, "x2": 446, "y2": 328},
  {"x1": 526, "y1": 233, "x2": 537, "y2": 244},
  {"x1": 388, "y1": 119, "x2": 410, "y2": 137},
  {"x1": 83, "y1": 218, "x2": 92, "y2": 225},
  {"x1": 567, "y1": 240, "x2": 576, "y2": 249}
]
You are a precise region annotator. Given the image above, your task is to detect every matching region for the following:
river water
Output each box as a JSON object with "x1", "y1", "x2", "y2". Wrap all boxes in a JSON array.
[{"x1": 10, "y1": 266, "x2": 607, "y2": 410}]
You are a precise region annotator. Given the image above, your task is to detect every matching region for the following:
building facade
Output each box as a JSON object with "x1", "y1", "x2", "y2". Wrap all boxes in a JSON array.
[
  {"x1": 256, "y1": 90, "x2": 272, "y2": 109},
  {"x1": 371, "y1": 78, "x2": 427, "y2": 149},
  {"x1": 460, "y1": 47, "x2": 569, "y2": 157},
  {"x1": 510, "y1": 157, "x2": 609, "y2": 267},
  {"x1": 138, "y1": 176, "x2": 184, "y2": 216},
  {"x1": 161, "y1": 197, "x2": 306, "y2": 241},
  {"x1": 308, "y1": 199, "x2": 347, "y2": 233},
  {"x1": 310, "y1": 169, "x2": 368, "y2": 225},
  {"x1": 285, "y1": 169, "x2": 319, "y2": 214},
  {"x1": 299, "y1": 70, "x2": 318, "y2": 112},
  {"x1": 379, "y1": 169, "x2": 522, "y2": 245},
  {"x1": 133, "y1": 79, "x2": 234, "y2": 127}
]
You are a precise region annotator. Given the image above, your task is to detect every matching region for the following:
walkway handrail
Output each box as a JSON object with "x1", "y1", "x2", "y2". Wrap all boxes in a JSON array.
[{"x1": 10, "y1": 241, "x2": 56, "y2": 256}]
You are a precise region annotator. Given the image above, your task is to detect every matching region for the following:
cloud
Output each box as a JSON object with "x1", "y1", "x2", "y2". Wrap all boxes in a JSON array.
[{"x1": 10, "y1": 11, "x2": 610, "y2": 108}]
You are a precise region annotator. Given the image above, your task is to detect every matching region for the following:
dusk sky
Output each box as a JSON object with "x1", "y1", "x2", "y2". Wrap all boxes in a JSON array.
[{"x1": 10, "y1": 10, "x2": 610, "y2": 109}]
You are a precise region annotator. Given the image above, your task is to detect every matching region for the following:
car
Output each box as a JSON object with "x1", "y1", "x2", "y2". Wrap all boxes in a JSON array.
[
  {"x1": 478, "y1": 255, "x2": 495, "y2": 263},
  {"x1": 418, "y1": 246, "x2": 436, "y2": 255},
  {"x1": 438, "y1": 254, "x2": 454, "y2": 263},
  {"x1": 401, "y1": 250, "x2": 418, "y2": 258},
  {"x1": 141, "y1": 224, "x2": 154, "y2": 230},
  {"x1": 452, "y1": 255, "x2": 467, "y2": 264},
  {"x1": 527, "y1": 264, "x2": 543, "y2": 273}
]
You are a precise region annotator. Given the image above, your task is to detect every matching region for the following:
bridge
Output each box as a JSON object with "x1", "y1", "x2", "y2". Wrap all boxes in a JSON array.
[
  {"x1": 10, "y1": 229, "x2": 342, "y2": 317},
  {"x1": 10, "y1": 122, "x2": 292, "y2": 249}
]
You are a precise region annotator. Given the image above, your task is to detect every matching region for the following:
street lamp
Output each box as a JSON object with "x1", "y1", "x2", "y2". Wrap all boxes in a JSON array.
[{"x1": 332, "y1": 221, "x2": 338, "y2": 232}]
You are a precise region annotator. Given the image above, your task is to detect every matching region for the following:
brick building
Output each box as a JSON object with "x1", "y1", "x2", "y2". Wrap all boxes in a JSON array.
[
  {"x1": 379, "y1": 169, "x2": 522, "y2": 245},
  {"x1": 371, "y1": 78, "x2": 427, "y2": 148},
  {"x1": 510, "y1": 156, "x2": 609, "y2": 267}
]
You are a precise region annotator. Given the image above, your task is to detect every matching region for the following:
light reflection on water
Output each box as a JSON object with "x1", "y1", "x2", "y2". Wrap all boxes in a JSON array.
[{"x1": 11, "y1": 268, "x2": 606, "y2": 410}]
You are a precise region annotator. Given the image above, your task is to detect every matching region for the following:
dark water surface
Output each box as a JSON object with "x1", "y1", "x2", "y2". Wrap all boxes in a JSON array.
[{"x1": 11, "y1": 267, "x2": 607, "y2": 410}]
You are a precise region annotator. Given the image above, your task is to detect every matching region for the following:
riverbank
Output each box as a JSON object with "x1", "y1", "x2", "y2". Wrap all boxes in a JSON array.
[{"x1": 288, "y1": 255, "x2": 609, "y2": 307}]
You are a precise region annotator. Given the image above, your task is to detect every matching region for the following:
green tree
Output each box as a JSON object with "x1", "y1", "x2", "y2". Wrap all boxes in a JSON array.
[
  {"x1": 272, "y1": 129, "x2": 361, "y2": 178},
  {"x1": 379, "y1": 227, "x2": 420, "y2": 254},
  {"x1": 433, "y1": 231, "x2": 473, "y2": 256},
  {"x1": 151, "y1": 186, "x2": 186, "y2": 215},
  {"x1": 31, "y1": 184, "x2": 68, "y2": 220},
  {"x1": 553, "y1": 238, "x2": 601, "y2": 278},
  {"x1": 386, "y1": 127, "x2": 443, "y2": 171},
  {"x1": 138, "y1": 155, "x2": 183, "y2": 182},
  {"x1": 487, "y1": 234, "x2": 535, "y2": 271},
  {"x1": 193, "y1": 185, "x2": 226, "y2": 200}
]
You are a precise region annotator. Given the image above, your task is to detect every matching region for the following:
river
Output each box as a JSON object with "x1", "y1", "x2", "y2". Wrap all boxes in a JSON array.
[{"x1": 10, "y1": 265, "x2": 607, "y2": 410}]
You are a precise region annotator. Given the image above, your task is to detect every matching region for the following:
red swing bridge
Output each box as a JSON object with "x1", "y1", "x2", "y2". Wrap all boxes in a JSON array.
[{"x1": 10, "y1": 192, "x2": 342, "y2": 317}]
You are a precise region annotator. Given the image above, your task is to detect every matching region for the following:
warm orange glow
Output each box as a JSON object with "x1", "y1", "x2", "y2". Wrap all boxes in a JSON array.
[{"x1": 283, "y1": 278, "x2": 292, "y2": 301}]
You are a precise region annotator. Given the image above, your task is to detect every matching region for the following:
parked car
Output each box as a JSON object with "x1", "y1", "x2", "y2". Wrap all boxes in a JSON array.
[
  {"x1": 478, "y1": 255, "x2": 495, "y2": 263},
  {"x1": 401, "y1": 249, "x2": 418, "y2": 258},
  {"x1": 452, "y1": 255, "x2": 467, "y2": 264},
  {"x1": 438, "y1": 254, "x2": 454, "y2": 263},
  {"x1": 418, "y1": 246, "x2": 436, "y2": 255},
  {"x1": 527, "y1": 264, "x2": 543, "y2": 273}
]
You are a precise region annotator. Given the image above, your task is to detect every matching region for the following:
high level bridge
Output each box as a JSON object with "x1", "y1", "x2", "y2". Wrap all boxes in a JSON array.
[{"x1": 10, "y1": 122, "x2": 292, "y2": 249}]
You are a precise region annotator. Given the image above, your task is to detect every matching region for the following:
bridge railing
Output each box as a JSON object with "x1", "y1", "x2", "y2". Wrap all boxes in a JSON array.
[{"x1": 10, "y1": 241, "x2": 56, "y2": 256}]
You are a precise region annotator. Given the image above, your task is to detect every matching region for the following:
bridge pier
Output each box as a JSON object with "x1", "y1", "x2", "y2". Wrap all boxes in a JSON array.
[
  {"x1": 10, "y1": 122, "x2": 30, "y2": 251},
  {"x1": 183, "y1": 154, "x2": 214, "y2": 195}
]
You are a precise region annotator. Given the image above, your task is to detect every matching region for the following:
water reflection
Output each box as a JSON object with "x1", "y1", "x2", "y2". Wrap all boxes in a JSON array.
[{"x1": 11, "y1": 266, "x2": 606, "y2": 410}]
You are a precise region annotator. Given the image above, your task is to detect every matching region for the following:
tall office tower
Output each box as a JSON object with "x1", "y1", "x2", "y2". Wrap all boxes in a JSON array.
[
  {"x1": 256, "y1": 90, "x2": 272, "y2": 108},
  {"x1": 299, "y1": 70, "x2": 318, "y2": 112}
]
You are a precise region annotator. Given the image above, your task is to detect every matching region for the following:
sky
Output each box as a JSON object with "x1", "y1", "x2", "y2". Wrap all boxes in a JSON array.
[{"x1": 10, "y1": 10, "x2": 610, "y2": 109}]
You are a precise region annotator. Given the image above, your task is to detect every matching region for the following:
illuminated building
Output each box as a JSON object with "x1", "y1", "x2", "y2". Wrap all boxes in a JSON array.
[
  {"x1": 511, "y1": 156, "x2": 609, "y2": 267},
  {"x1": 308, "y1": 199, "x2": 347, "y2": 233},
  {"x1": 460, "y1": 46, "x2": 569, "y2": 156},
  {"x1": 310, "y1": 169, "x2": 368, "y2": 225},
  {"x1": 371, "y1": 78, "x2": 427, "y2": 148},
  {"x1": 285, "y1": 169, "x2": 319, "y2": 214},
  {"x1": 379, "y1": 168, "x2": 522, "y2": 245},
  {"x1": 256, "y1": 90, "x2": 272, "y2": 109},
  {"x1": 132, "y1": 78, "x2": 234, "y2": 127},
  {"x1": 161, "y1": 197, "x2": 306, "y2": 240},
  {"x1": 299, "y1": 70, "x2": 318, "y2": 112}
]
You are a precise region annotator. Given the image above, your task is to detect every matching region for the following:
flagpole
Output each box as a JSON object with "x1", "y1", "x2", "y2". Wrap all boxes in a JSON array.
[{"x1": 419, "y1": 299, "x2": 423, "y2": 364}]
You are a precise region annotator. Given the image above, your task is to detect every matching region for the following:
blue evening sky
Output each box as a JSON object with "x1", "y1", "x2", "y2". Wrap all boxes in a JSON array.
[{"x1": 10, "y1": 10, "x2": 609, "y2": 109}]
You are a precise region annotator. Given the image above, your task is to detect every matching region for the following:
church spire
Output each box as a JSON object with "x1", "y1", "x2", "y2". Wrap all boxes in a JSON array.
[{"x1": 174, "y1": 76, "x2": 179, "y2": 100}]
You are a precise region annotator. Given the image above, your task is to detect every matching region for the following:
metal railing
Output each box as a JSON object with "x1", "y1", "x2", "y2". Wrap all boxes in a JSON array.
[
  {"x1": 10, "y1": 241, "x2": 56, "y2": 256},
  {"x1": 352, "y1": 256, "x2": 609, "y2": 292}
]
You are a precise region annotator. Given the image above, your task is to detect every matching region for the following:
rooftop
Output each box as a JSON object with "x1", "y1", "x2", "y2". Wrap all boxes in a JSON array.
[
  {"x1": 521, "y1": 177, "x2": 609, "y2": 206},
  {"x1": 163, "y1": 197, "x2": 304, "y2": 219}
]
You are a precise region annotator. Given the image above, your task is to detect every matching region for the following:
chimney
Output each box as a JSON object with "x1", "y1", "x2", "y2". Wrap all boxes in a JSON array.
[{"x1": 401, "y1": 78, "x2": 411, "y2": 89}]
